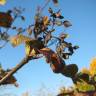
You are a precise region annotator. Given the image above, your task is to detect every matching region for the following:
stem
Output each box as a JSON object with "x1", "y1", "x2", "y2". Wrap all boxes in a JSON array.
[{"x1": 0, "y1": 56, "x2": 31, "y2": 85}]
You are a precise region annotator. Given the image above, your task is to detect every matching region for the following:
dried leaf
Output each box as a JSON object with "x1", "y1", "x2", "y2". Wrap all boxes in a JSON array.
[
  {"x1": 0, "y1": 68, "x2": 18, "y2": 87},
  {"x1": 62, "y1": 64, "x2": 78, "y2": 78},
  {"x1": 63, "y1": 20, "x2": 72, "y2": 27},
  {"x1": 76, "y1": 72, "x2": 90, "y2": 83},
  {"x1": 40, "y1": 48, "x2": 65, "y2": 73},
  {"x1": 0, "y1": 12, "x2": 13, "y2": 28}
]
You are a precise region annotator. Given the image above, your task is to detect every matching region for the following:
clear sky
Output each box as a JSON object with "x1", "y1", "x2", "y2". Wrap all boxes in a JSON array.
[{"x1": 0, "y1": 0, "x2": 96, "y2": 96}]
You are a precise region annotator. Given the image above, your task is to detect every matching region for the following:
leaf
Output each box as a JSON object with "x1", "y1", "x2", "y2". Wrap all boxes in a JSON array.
[
  {"x1": 77, "y1": 72, "x2": 90, "y2": 83},
  {"x1": 81, "y1": 68, "x2": 90, "y2": 75},
  {"x1": 59, "y1": 15, "x2": 64, "y2": 19},
  {"x1": 73, "y1": 45, "x2": 79, "y2": 50},
  {"x1": 0, "y1": 32, "x2": 9, "y2": 41},
  {"x1": 10, "y1": 35, "x2": 32, "y2": 47},
  {"x1": 59, "y1": 33, "x2": 69, "y2": 39},
  {"x1": 75, "y1": 80, "x2": 95, "y2": 92},
  {"x1": 40, "y1": 48, "x2": 64, "y2": 73},
  {"x1": 25, "y1": 43, "x2": 31, "y2": 56},
  {"x1": 10, "y1": 34, "x2": 44, "y2": 57},
  {"x1": 62, "y1": 64, "x2": 78, "y2": 78},
  {"x1": 52, "y1": 0, "x2": 58, "y2": 5},
  {"x1": 25, "y1": 40, "x2": 44, "y2": 56},
  {"x1": 25, "y1": 44, "x2": 36, "y2": 56},
  {"x1": 21, "y1": 16, "x2": 25, "y2": 21},
  {"x1": 55, "y1": 20, "x2": 62, "y2": 26},
  {"x1": 89, "y1": 58, "x2": 96, "y2": 76},
  {"x1": 55, "y1": 11, "x2": 64, "y2": 19},
  {"x1": 48, "y1": 7, "x2": 53, "y2": 14},
  {"x1": 40, "y1": 48, "x2": 56, "y2": 63},
  {"x1": 63, "y1": 20, "x2": 72, "y2": 27},
  {"x1": 0, "y1": 68, "x2": 18, "y2": 87},
  {"x1": 11, "y1": 26, "x2": 17, "y2": 30},
  {"x1": 0, "y1": 0, "x2": 6, "y2": 5},
  {"x1": 27, "y1": 27, "x2": 32, "y2": 35},
  {"x1": 0, "y1": 12, "x2": 13, "y2": 28},
  {"x1": 17, "y1": 27, "x2": 23, "y2": 34},
  {"x1": 43, "y1": 16, "x2": 49, "y2": 26}
]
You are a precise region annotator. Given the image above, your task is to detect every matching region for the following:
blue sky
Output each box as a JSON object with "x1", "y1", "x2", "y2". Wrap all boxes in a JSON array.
[{"x1": 0, "y1": 0, "x2": 96, "y2": 95}]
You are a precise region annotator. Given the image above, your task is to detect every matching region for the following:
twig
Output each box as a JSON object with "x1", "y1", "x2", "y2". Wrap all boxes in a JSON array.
[{"x1": 0, "y1": 56, "x2": 32, "y2": 85}]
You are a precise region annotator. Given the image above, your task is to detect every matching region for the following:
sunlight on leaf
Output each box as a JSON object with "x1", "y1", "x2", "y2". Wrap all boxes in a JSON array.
[
  {"x1": 43, "y1": 16, "x2": 49, "y2": 26},
  {"x1": 90, "y1": 58, "x2": 96, "y2": 76},
  {"x1": 25, "y1": 44, "x2": 36, "y2": 57},
  {"x1": 75, "y1": 80, "x2": 95, "y2": 92},
  {"x1": 81, "y1": 68, "x2": 90, "y2": 75},
  {"x1": 10, "y1": 35, "x2": 31, "y2": 47},
  {"x1": 25, "y1": 39, "x2": 44, "y2": 56},
  {"x1": 0, "y1": 0, "x2": 6, "y2": 5}
]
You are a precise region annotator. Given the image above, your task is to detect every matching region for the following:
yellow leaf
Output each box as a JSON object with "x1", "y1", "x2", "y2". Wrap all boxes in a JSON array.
[
  {"x1": 75, "y1": 80, "x2": 95, "y2": 92},
  {"x1": 10, "y1": 35, "x2": 31, "y2": 47},
  {"x1": 25, "y1": 43, "x2": 36, "y2": 56},
  {"x1": 90, "y1": 58, "x2": 96, "y2": 76},
  {"x1": 30, "y1": 49, "x2": 36, "y2": 56},
  {"x1": 10, "y1": 35, "x2": 44, "y2": 56},
  {"x1": 0, "y1": 0, "x2": 6, "y2": 5},
  {"x1": 25, "y1": 40, "x2": 44, "y2": 56},
  {"x1": 81, "y1": 68, "x2": 90, "y2": 75},
  {"x1": 25, "y1": 44, "x2": 31, "y2": 56},
  {"x1": 43, "y1": 16, "x2": 49, "y2": 26}
]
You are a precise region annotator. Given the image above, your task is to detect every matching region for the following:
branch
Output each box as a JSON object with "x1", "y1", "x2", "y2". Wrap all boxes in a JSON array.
[
  {"x1": 0, "y1": 56, "x2": 32, "y2": 85},
  {"x1": 57, "y1": 91, "x2": 96, "y2": 96},
  {"x1": 57, "y1": 91, "x2": 74, "y2": 96}
]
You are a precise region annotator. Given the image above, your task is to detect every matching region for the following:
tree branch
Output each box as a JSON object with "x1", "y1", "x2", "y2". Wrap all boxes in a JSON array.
[{"x1": 0, "y1": 56, "x2": 32, "y2": 85}]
